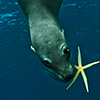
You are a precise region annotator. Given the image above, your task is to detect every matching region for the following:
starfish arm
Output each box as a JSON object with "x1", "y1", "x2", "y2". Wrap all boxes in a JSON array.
[
  {"x1": 74, "y1": 65, "x2": 79, "y2": 69},
  {"x1": 81, "y1": 70, "x2": 89, "y2": 92},
  {"x1": 78, "y1": 46, "x2": 82, "y2": 66},
  {"x1": 83, "y1": 61, "x2": 100, "y2": 69},
  {"x1": 67, "y1": 70, "x2": 80, "y2": 90},
  {"x1": 66, "y1": 46, "x2": 100, "y2": 92}
]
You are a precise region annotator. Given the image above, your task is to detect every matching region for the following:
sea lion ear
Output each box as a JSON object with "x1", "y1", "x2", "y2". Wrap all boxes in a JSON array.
[
  {"x1": 31, "y1": 46, "x2": 36, "y2": 52},
  {"x1": 62, "y1": 29, "x2": 64, "y2": 34},
  {"x1": 61, "y1": 29, "x2": 65, "y2": 37}
]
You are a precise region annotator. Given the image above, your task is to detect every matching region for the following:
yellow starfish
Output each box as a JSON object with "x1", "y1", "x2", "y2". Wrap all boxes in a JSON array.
[{"x1": 67, "y1": 46, "x2": 100, "y2": 92}]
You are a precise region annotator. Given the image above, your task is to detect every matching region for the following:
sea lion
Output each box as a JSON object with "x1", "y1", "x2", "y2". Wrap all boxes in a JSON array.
[{"x1": 17, "y1": 0, "x2": 74, "y2": 82}]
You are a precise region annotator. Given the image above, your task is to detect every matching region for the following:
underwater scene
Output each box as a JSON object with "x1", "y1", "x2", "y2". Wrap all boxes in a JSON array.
[{"x1": 0, "y1": 0, "x2": 100, "y2": 100}]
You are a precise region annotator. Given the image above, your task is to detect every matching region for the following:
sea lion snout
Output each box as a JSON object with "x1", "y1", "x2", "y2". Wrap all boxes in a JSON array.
[
  {"x1": 40, "y1": 42, "x2": 74, "y2": 82},
  {"x1": 63, "y1": 74, "x2": 74, "y2": 82},
  {"x1": 56, "y1": 64, "x2": 74, "y2": 82},
  {"x1": 42, "y1": 59, "x2": 74, "y2": 82}
]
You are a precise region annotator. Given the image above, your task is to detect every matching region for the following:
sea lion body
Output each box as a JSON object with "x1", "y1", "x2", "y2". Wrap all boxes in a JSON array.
[{"x1": 17, "y1": 0, "x2": 74, "y2": 82}]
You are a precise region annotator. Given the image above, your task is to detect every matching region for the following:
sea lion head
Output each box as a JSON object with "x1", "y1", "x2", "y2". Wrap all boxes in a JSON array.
[
  {"x1": 31, "y1": 29, "x2": 74, "y2": 82},
  {"x1": 42, "y1": 46, "x2": 74, "y2": 82}
]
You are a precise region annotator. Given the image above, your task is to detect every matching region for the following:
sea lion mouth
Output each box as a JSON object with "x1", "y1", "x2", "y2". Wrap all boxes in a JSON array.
[
  {"x1": 40, "y1": 67, "x2": 73, "y2": 82},
  {"x1": 62, "y1": 74, "x2": 74, "y2": 82},
  {"x1": 55, "y1": 72, "x2": 74, "y2": 82}
]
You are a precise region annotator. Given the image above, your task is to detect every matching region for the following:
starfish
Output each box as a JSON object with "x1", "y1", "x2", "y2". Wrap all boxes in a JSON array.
[{"x1": 67, "y1": 46, "x2": 100, "y2": 92}]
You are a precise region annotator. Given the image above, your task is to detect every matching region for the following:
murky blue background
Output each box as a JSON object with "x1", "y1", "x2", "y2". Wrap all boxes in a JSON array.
[{"x1": 0, "y1": 0, "x2": 100, "y2": 100}]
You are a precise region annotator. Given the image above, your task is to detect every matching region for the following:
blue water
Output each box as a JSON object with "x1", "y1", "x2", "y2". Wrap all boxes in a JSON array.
[{"x1": 0, "y1": 0, "x2": 100, "y2": 100}]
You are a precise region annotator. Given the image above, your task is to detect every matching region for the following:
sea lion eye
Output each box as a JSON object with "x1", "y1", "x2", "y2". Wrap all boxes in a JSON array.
[
  {"x1": 43, "y1": 60, "x2": 50, "y2": 67},
  {"x1": 61, "y1": 45, "x2": 70, "y2": 57},
  {"x1": 43, "y1": 58, "x2": 51, "y2": 68},
  {"x1": 64, "y1": 48, "x2": 70, "y2": 57},
  {"x1": 64, "y1": 48, "x2": 70, "y2": 54}
]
